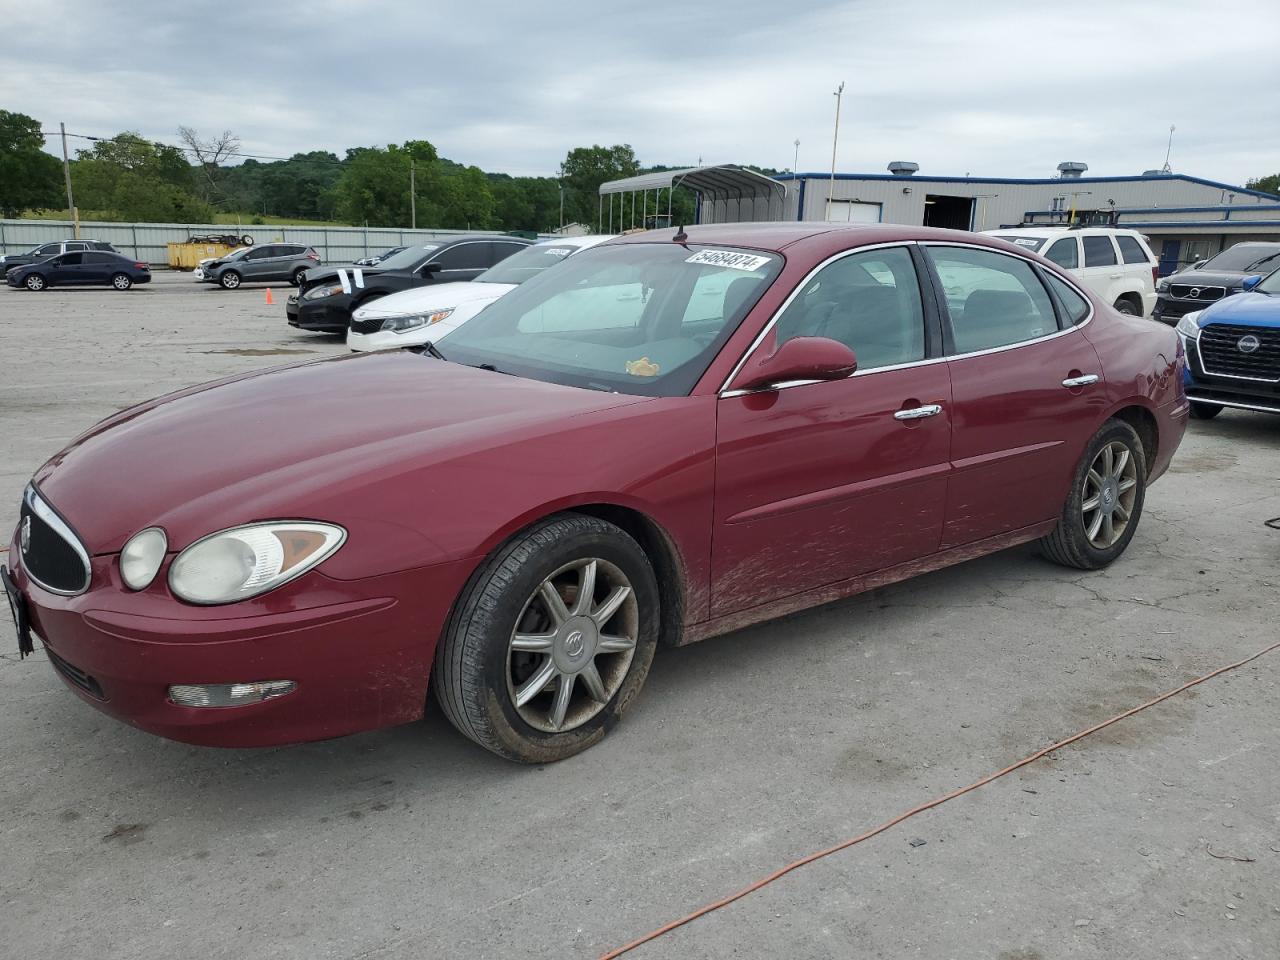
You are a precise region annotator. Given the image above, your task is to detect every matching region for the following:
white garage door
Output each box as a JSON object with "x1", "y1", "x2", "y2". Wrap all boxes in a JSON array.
[{"x1": 826, "y1": 199, "x2": 882, "y2": 223}]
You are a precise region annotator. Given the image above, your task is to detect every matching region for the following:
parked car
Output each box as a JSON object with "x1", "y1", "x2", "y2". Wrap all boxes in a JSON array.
[
  {"x1": 348, "y1": 235, "x2": 614, "y2": 351},
  {"x1": 1175, "y1": 269, "x2": 1280, "y2": 418},
  {"x1": 288, "y1": 236, "x2": 533, "y2": 333},
  {"x1": 195, "y1": 243, "x2": 321, "y2": 289},
  {"x1": 3, "y1": 223, "x2": 1187, "y2": 761},
  {"x1": 354, "y1": 246, "x2": 406, "y2": 267},
  {"x1": 5, "y1": 251, "x2": 150, "y2": 291},
  {"x1": 1153, "y1": 242, "x2": 1280, "y2": 325},
  {"x1": 1, "y1": 239, "x2": 118, "y2": 275},
  {"x1": 983, "y1": 227, "x2": 1157, "y2": 316}
]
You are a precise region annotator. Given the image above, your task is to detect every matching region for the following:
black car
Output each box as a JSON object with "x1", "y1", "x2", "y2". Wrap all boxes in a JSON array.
[
  {"x1": 1153, "y1": 242, "x2": 1280, "y2": 324},
  {"x1": 287, "y1": 236, "x2": 533, "y2": 332},
  {"x1": 1, "y1": 239, "x2": 118, "y2": 275},
  {"x1": 6, "y1": 251, "x2": 151, "y2": 291}
]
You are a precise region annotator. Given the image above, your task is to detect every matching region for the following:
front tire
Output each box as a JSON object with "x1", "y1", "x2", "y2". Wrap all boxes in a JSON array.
[
  {"x1": 1039, "y1": 419, "x2": 1147, "y2": 570},
  {"x1": 25, "y1": 274, "x2": 46, "y2": 291},
  {"x1": 433, "y1": 514, "x2": 659, "y2": 763},
  {"x1": 219, "y1": 270, "x2": 242, "y2": 290},
  {"x1": 1190, "y1": 401, "x2": 1223, "y2": 420},
  {"x1": 110, "y1": 273, "x2": 132, "y2": 290}
]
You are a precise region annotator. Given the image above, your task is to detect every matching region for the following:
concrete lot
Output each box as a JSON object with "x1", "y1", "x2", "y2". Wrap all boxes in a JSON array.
[{"x1": 1, "y1": 271, "x2": 1278, "y2": 960}]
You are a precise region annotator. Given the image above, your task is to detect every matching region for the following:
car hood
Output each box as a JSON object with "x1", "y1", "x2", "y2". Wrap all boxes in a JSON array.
[
  {"x1": 1166, "y1": 269, "x2": 1253, "y2": 288},
  {"x1": 32, "y1": 352, "x2": 648, "y2": 555},
  {"x1": 300, "y1": 265, "x2": 389, "y2": 286},
  {"x1": 1197, "y1": 292, "x2": 1280, "y2": 327},
  {"x1": 353, "y1": 281, "x2": 514, "y2": 320}
]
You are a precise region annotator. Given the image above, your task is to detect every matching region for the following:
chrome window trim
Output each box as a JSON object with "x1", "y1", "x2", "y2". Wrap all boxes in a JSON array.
[
  {"x1": 20, "y1": 484, "x2": 92, "y2": 596},
  {"x1": 717, "y1": 239, "x2": 1095, "y2": 398}
]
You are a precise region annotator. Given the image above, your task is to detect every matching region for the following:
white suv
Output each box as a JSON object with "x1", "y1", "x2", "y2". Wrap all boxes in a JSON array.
[{"x1": 983, "y1": 227, "x2": 1158, "y2": 316}]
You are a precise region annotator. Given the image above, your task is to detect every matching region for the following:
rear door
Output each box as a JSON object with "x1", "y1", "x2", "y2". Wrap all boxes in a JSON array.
[
  {"x1": 711, "y1": 244, "x2": 952, "y2": 615},
  {"x1": 926, "y1": 243, "x2": 1106, "y2": 547},
  {"x1": 83, "y1": 252, "x2": 116, "y2": 283}
]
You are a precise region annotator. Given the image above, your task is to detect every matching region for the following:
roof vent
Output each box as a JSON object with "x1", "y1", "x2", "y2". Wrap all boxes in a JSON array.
[
  {"x1": 887, "y1": 161, "x2": 919, "y2": 177},
  {"x1": 1057, "y1": 161, "x2": 1088, "y2": 179}
]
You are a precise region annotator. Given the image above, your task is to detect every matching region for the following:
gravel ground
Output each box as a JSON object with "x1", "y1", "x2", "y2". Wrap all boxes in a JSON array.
[{"x1": 1, "y1": 271, "x2": 1278, "y2": 960}]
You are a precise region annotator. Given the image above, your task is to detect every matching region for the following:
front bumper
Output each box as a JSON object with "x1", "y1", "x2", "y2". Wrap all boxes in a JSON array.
[
  {"x1": 1154, "y1": 292, "x2": 1234, "y2": 324},
  {"x1": 5, "y1": 540, "x2": 477, "y2": 747},
  {"x1": 288, "y1": 294, "x2": 354, "y2": 332}
]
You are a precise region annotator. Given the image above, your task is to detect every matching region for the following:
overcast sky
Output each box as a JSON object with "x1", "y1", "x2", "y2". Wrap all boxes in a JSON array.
[{"x1": 5, "y1": 0, "x2": 1278, "y2": 186}]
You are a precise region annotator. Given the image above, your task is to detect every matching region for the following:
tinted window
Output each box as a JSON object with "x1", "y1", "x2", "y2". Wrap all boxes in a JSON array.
[
  {"x1": 1047, "y1": 274, "x2": 1090, "y2": 325},
  {"x1": 66, "y1": 242, "x2": 89, "y2": 252},
  {"x1": 1082, "y1": 235, "x2": 1118, "y2": 267},
  {"x1": 281, "y1": 245, "x2": 305, "y2": 256},
  {"x1": 433, "y1": 242, "x2": 490, "y2": 270},
  {"x1": 242, "y1": 247, "x2": 268, "y2": 260},
  {"x1": 86, "y1": 252, "x2": 116, "y2": 264},
  {"x1": 36, "y1": 244, "x2": 59, "y2": 256},
  {"x1": 775, "y1": 246, "x2": 925, "y2": 370},
  {"x1": 1044, "y1": 238, "x2": 1079, "y2": 270},
  {"x1": 490, "y1": 241, "x2": 530, "y2": 266},
  {"x1": 1116, "y1": 235, "x2": 1150, "y2": 265},
  {"x1": 929, "y1": 246, "x2": 1057, "y2": 353},
  {"x1": 58, "y1": 253, "x2": 84, "y2": 266}
]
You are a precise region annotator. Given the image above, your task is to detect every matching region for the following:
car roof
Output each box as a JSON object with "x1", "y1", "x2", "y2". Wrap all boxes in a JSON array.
[
  {"x1": 983, "y1": 226, "x2": 1144, "y2": 237},
  {"x1": 607, "y1": 222, "x2": 1023, "y2": 254}
]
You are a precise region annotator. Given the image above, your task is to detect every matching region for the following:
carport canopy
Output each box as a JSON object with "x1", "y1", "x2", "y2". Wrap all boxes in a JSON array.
[{"x1": 597, "y1": 164, "x2": 787, "y2": 230}]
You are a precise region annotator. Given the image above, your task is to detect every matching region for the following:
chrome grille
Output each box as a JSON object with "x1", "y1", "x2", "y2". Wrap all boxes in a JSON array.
[
  {"x1": 1169, "y1": 284, "x2": 1225, "y2": 302},
  {"x1": 18, "y1": 485, "x2": 91, "y2": 595},
  {"x1": 1199, "y1": 323, "x2": 1280, "y2": 381}
]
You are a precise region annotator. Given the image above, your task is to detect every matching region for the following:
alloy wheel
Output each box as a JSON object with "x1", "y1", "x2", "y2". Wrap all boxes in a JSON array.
[
  {"x1": 1081, "y1": 440, "x2": 1138, "y2": 548},
  {"x1": 506, "y1": 557, "x2": 638, "y2": 733}
]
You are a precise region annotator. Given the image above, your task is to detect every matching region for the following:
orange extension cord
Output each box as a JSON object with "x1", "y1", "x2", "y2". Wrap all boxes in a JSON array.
[{"x1": 600, "y1": 638, "x2": 1280, "y2": 959}]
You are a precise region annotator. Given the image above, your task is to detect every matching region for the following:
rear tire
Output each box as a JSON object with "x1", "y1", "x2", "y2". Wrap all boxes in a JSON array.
[
  {"x1": 290, "y1": 268, "x2": 307, "y2": 287},
  {"x1": 1039, "y1": 419, "x2": 1147, "y2": 571},
  {"x1": 433, "y1": 513, "x2": 659, "y2": 763},
  {"x1": 219, "y1": 270, "x2": 242, "y2": 290},
  {"x1": 110, "y1": 273, "x2": 132, "y2": 290},
  {"x1": 1113, "y1": 297, "x2": 1140, "y2": 316},
  {"x1": 1189, "y1": 402, "x2": 1223, "y2": 420}
]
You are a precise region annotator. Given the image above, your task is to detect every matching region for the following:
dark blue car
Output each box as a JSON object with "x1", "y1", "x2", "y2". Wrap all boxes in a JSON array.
[
  {"x1": 6, "y1": 250, "x2": 151, "y2": 292},
  {"x1": 1177, "y1": 269, "x2": 1280, "y2": 418}
]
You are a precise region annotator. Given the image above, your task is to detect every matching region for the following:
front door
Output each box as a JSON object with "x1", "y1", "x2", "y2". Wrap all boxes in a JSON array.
[
  {"x1": 711, "y1": 244, "x2": 952, "y2": 616},
  {"x1": 50, "y1": 253, "x2": 87, "y2": 284},
  {"x1": 924, "y1": 243, "x2": 1107, "y2": 547}
]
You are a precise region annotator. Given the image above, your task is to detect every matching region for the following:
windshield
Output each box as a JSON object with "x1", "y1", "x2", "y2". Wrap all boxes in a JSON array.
[
  {"x1": 1202, "y1": 245, "x2": 1280, "y2": 273},
  {"x1": 441, "y1": 243, "x2": 782, "y2": 396},
  {"x1": 1257, "y1": 268, "x2": 1280, "y2": 295},
  {"x1": 369, "y1": 243, "x2": 440, "y2": 271},
  {"x1": 475, "y1": 243, "x2": 585, "y2": 285},
  {"x1": 993, "y1": 235, "x2": 1046, "y2": 251}
]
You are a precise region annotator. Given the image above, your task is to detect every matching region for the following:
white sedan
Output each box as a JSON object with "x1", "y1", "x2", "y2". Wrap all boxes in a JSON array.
[{"x1": 347, "y1": 235, "x2": 614, "y2": 351}]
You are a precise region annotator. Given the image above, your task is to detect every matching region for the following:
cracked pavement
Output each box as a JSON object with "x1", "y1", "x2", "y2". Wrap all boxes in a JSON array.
[{"x1": 1, "y1": 272, "x2": 1278, "y2": 959}]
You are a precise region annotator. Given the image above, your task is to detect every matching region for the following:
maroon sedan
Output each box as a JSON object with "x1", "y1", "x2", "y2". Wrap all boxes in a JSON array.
[{"x1": 3, "y1": 224, "x2": 1188, "y2": 762}]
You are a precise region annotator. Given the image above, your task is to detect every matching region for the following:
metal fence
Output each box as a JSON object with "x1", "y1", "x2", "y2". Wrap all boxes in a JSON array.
[{"x1": 0, "y1": 219, "x2": 514, "y2": 266}]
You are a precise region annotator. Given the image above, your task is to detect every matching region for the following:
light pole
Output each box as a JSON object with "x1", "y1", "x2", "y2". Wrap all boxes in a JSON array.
[
  {"x1": 59, "y1": 122, "x2": 79, "y2": 239},
  {"x1": 793, "y1": 138, "x2": 800, "y2": 175},
  {"x1": 828, "y1": 82, "x2": 844, "y2": 221}
]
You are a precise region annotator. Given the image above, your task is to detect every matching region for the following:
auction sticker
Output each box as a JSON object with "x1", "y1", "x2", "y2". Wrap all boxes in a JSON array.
[{"x1": 686, "y1": 249, "x2": 771, "y2": 271}]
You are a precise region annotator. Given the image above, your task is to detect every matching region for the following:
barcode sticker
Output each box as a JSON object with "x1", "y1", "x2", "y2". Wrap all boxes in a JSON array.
[{"x1": 686, "y1": 249, "x2": 771, "y2": 272}]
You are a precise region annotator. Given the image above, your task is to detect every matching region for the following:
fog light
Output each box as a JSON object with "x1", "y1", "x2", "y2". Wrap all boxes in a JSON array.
[{"x1": 168, "y1": 681, "x2": 297, "y2": 708}]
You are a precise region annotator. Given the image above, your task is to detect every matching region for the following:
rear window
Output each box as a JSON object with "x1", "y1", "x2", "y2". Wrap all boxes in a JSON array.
[
  {"x1": 1116, "y1": 235, "x2": 1150, "y2": 265},
  {"x1": 1082, "y1": 235, "x2": 1118, "y2": 267}
]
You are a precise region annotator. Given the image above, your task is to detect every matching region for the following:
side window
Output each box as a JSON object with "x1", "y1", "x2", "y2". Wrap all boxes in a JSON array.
[
  {"x1": 490, "y1": 241, "x2": 529, "y2": 266},
  {"x1": 58, "y1": 253, "x2": 84, "y2": 266},
  {"x1": 1082, "y1": 235, "x2": 1118, "y2": 267},
  {"x1": 1115, "y1": 235, "x2": 1151, "y2": 265},
  {"x1": 433, "y1": 243, "x2": 490, "y2": 270},
  {"x1": 36, "y1": 243, "x2": 59, "y2": 256},
  {"x1": 1046, "y1": 274, "x2": 1090, "y2": 325},
  {"x1": 242, "y1": 247, "x2": 267, "y2": 260},
  {"x1": 774, "y1": 246, "x2": 925, "y2": 371},
  {"x1": 86, "y1": 252, "x2": 114, "y2": 264},
  {"x1": 66, "y1": 242, "x2": 89, "y2": 252},
  {"x1": 1044, "y1": 238, "x2": 1079, "y2": 270},
  {"x1": 929, "y1": 246, "x2": 1057, "y2": 353}
]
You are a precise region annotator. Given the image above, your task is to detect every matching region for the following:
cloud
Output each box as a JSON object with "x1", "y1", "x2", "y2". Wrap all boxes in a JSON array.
[{"x1": 3, "y1": 0, "x2": 1277, "y2": 185}]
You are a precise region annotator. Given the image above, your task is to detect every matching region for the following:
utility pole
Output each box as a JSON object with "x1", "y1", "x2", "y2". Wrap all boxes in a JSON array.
[
  {"x1": 409, "y1": 158, "x2": 417, "y2": 230},
  {"x1": 828, "y1": 82, "x2": 845, "y2": 221},
  {"x1": 558, "y1": 181, "x2": 564, "y2": 230},
  {"x1": 60, "y1": 122, "x2": 79, "y2": 239}
]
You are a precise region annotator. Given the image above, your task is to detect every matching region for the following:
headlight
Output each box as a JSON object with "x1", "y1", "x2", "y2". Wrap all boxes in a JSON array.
[
  {"x1": 168, "y1": 522, "x2": 346, "y2": 605},
  {"x1": 1175, "y1": 311, "x2": 1202, "y2": 340},
  {"x1": 380, "y1": 308, "x2": 454, "y2": 333},
  {"x1": 303, "y1": 283, "x2": 345, "y2": 301},
  {"x1": 120, "y1": 527, "x2": 168, "y2": 590},
  {"x1": 1156, "y1": 278, "x2": 1169, "y2": 292}
]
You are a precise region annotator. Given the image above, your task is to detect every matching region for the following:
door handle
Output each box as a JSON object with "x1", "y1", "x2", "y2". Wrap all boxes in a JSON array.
[
  {"x1": 894, "y1": 404, "x2": 943, "y2": 421},
  {"x1": 1109, "y1": 273, "x2": 1123, "y2": 279},
  {"x1": 1062, "y1": 374, "x2": 1100, "y2": 388}
]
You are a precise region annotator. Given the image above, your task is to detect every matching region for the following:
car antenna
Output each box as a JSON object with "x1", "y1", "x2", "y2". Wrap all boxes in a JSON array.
[{"x1": 673, "y1": 224, "x2": 688, "y2": 244}]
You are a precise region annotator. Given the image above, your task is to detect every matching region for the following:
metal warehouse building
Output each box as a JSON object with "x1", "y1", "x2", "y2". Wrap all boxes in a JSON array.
[{"x1": 602, "y1": 162, "x2": 1280, "y2": 275}]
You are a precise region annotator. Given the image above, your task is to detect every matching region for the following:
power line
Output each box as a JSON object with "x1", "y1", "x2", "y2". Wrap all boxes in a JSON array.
[{"x1": 41, "y1": 129, "x2": 348, "y2": 166}]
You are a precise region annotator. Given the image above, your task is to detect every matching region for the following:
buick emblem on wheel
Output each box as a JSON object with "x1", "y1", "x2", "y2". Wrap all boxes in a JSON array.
[
  {"x1": 563, "y1": 629, "x2": 585, "y2": 658},
  {"x1": 19, "y1": 515, "x2": 30, "y2": 555},
  {"x1": 1237, "y1": 334, "x2": 1261, "y2": 354}
]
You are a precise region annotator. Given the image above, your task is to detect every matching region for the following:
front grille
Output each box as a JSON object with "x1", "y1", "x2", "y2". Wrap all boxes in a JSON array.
[
  {"x1": 1170, "y1": 284, "x2": 1225, "y2": 302},
  {"x1": 46, "y1": 646, "x2": 106, "y2": 700},
  {"x1": 348, "y1": 315, "x2": 385, "y2": 334},
  {"x1": 1199, "y1": 323, "x2": 1280, "y2": 381},
  {"x1": 19, "y1": 487, "x2": 91, "y2": 595}
]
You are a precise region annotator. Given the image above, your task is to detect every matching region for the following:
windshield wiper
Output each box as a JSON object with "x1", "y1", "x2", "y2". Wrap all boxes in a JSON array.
[{"x1": 421, "y1": 340, "x2": 448, "y2": 361}]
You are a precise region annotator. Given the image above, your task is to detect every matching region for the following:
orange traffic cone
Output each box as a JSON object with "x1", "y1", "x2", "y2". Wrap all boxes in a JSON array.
[{"x1": 265, "y1": 288, "x2": 275, "y2": 305}]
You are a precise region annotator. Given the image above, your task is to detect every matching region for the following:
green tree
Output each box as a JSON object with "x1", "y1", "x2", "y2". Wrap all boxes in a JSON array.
[
  {"x1": 71, "y1": 132, "x2": 211, "y2": 222},
  {"x1": 1246, "y1": 173, "x2": 1280, "y2": 196},
  {"x1": 0, "y1": 109, "x2": 63, "y2": 217},
  {"x1": 559, "y1": 145, "x2": 640, "y2": 228},
  {"x1": 333, "y1": 140, "x2": 438, "y2": 226},
  {"x1": 490, "y1": 175, "x2": 561, "y2": 232}
]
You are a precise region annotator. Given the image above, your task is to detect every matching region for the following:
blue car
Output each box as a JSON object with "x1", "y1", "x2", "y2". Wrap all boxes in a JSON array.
[
  {"x1": 6, "y1": 250, "x2": 151, "y2": 292},
  {"x1": 1176, "y1": 269, "x2": 1280, "y2": 418}
]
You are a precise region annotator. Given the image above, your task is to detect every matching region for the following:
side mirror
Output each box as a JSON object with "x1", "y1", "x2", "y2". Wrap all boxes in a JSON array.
[
  {"x1": 1191, "y1": 259, "x2": 1207, "y2": 270},
  {"x1": 421, "y1": 262, "x2": 443, "y2": 276},
  {"x1": 1242, "y1": 275, "x2": 1263, "y2": 291},
  {"x1": 731, "y1": 336, "x2": 857, "y2": 393}
]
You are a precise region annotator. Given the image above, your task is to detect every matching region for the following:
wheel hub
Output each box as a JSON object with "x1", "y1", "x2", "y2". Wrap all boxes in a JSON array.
[{"x1": 552, "y1": 616, "x2": 599, "y2": 674}]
